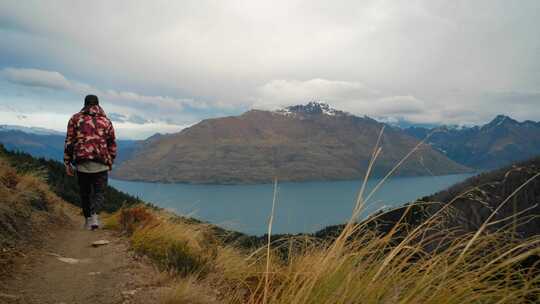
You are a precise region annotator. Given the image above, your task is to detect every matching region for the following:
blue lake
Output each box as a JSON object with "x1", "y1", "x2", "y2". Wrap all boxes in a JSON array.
[{"x1": 110, "y1": 173, "x2": 473, "y2": 236}]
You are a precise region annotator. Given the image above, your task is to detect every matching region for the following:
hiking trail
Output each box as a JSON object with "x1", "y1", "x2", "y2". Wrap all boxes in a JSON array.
[{"x1": 1, "y1": 212, "x2": 172, "y2": 304}]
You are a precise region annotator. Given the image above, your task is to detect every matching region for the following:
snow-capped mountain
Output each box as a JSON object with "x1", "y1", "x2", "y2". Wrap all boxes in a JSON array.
[
  {"x1": 113, "y1": 102, "x2": 470, "y2": 184},
  {"x1": 275, "y1": 102, "x2": 351, "y2": 117}
]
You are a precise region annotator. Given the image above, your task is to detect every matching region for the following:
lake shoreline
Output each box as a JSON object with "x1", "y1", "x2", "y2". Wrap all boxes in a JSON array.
[{"x1": 110, "y1": 171, "x2": 478, "y2": 186}]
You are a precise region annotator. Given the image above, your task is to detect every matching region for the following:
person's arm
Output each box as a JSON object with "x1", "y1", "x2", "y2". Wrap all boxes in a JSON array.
[
  {"x1": 64, "y1": 116, "x2": 76, "y2": 176},
  {"x1": 106, "y1": 120, "x2": 117, "y2": 169}
]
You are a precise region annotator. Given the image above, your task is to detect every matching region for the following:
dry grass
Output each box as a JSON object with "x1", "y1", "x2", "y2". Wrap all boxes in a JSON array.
[
  {"x1": 0, "y1": 157, "x2": 65, "y2": 235},
  {"x1": 106, "y1": 205, "x2": 227, "y2": 277},
  {"x1": 0, "y1": 157, "x2": 67, "y2": 274},
  {"x1": 107, "y1": 198, "x2": 540, "y2": 304},
  {"x1": 161, "y1": 275, "x2": 219, "y2": 304},
  {"x1": 108, "y1": 202, "x2": 540, "y2": 303},
  {"x1": 104, "y1": 128, "x2": 540, "y2": 303}
]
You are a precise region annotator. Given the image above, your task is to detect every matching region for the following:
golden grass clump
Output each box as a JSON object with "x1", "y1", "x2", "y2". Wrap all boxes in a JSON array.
[
  {"x1": 108, "y1": 206, "x2": 228, "y2": 276},
  {"x1": 0, "y1": 158, "x2": 62, "y2": 214},
  {"x1": 161, "y1": 275, "x2": 219, "y2": 304},
  {"x1": 131, "y1": 218, "x2": 214, "y2": 276},
  {"x1": 119, "y1": 205, "x2": 156, "y2": 233}
]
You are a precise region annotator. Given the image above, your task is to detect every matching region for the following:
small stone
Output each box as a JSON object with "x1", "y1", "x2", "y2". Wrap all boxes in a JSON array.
[
  {"x1": 92, "y1": 240, "x2": 110, "y2": 247},
  {"x1": 88, "y1": 272, "x2": 102, "y2": 276},
  {"x1": 121, "y1": 290, "x2": 138, "y2": 296},
  {"x1": 57, "y1": 257, "x2": 80, "y2": 264}
]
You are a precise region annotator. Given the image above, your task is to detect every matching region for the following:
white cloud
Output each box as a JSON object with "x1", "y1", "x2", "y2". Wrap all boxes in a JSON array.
[
  {"x1": 254, "y1": 79, "x2": 379, "y2": 109},
  {"x1": 0, "y1": 110, "x2": 71, "y2": 131},
  {"x1": 2, "y1": 68, "x2": 71, "y2": 90},
  {"x1": 1, "y1": 67, "x2": 194, "y2": 112},
  {"x1": 111, "y1": 121, "x2": 189, "y2": 140},
  {"x1": 0, "y1": 1, "x2": 539, "y2": 128},
  {"x1": 0, "y1": 109, "x2": 186, "y2": 140},
  {"x1": 254, "y1": 78, "x2": 435, "y2": 122}
]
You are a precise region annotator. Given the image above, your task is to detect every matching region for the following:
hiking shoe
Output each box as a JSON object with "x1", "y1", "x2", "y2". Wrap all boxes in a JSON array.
[
  {"x1": 84, "y1": 217, "x2": 92, "y2": 230},
  {"x1": 90, "y1": 213, "x2": 99, "y2": 230}
]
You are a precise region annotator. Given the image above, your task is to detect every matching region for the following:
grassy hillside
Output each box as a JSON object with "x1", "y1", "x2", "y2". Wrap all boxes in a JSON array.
[
  {"x1": 0, "y1": 144, "x2": 144, "y2": 213},
  {"x1": 0, "y1": 154, "x2": 70, "y2": 275},
  {"x1": 105, "y1": 200, "x2": 540, "y2": 303}
]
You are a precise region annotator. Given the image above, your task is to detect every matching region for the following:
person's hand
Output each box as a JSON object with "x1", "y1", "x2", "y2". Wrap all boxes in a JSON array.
[{"x1": 65, "y1": 164, "x2": 75, "y2": 176}]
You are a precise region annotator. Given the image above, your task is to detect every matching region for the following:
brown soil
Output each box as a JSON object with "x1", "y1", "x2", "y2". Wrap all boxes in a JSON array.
[{"x1": 0, "y1": 213, "x2": 173, "y2": 304}]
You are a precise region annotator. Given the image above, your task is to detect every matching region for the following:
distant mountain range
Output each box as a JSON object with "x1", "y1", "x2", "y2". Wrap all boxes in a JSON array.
[
  {"x1": 0, "y1": 124, "x2": 65, "y2": 136},
  {"x1": 405, "y1": 115, "x2": 540, "y2": 169},
  {"x1": 2, "y1": 104, "x2": 539, "y2": 184},
  {"x1": 113, "y1": 102, "x2": 469, "y2": 184},
  {"x1": 0, "y1": 125, "x2": 138, "y2": 165}
]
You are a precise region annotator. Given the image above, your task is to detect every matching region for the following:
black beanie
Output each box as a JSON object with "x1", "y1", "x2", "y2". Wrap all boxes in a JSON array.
[{"x1": 84, "y1": 95, "x2": 99, "y2": 106}]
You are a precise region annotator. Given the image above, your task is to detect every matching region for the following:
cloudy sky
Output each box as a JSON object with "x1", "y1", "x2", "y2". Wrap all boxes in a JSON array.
[{"x1": 0, "y1": 1, "x2": 539, "y2": 139}]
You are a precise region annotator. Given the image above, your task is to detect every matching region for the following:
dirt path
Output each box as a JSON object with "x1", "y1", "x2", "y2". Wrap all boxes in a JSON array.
[{"x1": 1, "y1": 214, "x2": 172, "y2": 304}]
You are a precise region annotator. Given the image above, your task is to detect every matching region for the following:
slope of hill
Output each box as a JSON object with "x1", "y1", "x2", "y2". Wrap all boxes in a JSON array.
[
  {"x1": 425, "y1": 155, "x2": 540, "y2": 237},
  {"x1": 405, "y1": 115, "x2": 540, "y2": 169},
  {"x1": 0, "y1": 145, "x2": 144, "y2": 213},
  {"x1": 113, "y1": 102, "x2": 470, "y2": 184},
  {"x1": 0, "y1": 155, "x2": 68, "y2": 275},
  {"x1": 0, "y1": 127, "x2": 140, "y2": 164},
  {"x1": 315, "y1": 155, "x2": 540, "y2": 242}
]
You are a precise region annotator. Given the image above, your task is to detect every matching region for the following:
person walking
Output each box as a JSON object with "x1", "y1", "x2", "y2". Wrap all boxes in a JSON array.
[{"x1": 64, "y1": 95, "x2": 117, "y2": 230}]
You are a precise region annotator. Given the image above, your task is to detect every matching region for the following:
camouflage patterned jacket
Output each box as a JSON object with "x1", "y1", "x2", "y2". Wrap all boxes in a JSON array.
[{"x1": 64, "y1": 105, "x2": 117, "y2": 167}]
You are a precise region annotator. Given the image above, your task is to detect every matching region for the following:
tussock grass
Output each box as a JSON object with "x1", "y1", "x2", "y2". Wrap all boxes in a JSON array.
[
  {"x1": 161, "y1": 275, "x2": 219, "y2": 304},
  {"x1": 131, "y1": 219, "x2": 214, "y2": 276},
  {"x1": 108, "y1": 206, "x2": 225, "y2": 276},
  {"x1": 0, "y1": 158, "x2": 64, "y2": 235}
]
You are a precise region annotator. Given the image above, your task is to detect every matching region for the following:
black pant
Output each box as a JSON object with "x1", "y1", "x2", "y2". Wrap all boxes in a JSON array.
[{"x1": 77, "y1": 171, "x2": 108, "y2": 218}]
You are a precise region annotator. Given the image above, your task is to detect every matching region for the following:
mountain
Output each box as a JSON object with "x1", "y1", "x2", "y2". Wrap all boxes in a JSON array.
[
  {"x1": 0, "y1": 126, "x2": 140, "y2": 164},
  {"x1": 0, "y1": 124, "x2": 64, "y2": 136},
  {"x1": 0, "y1": 129, "x2": 66, "y2": 161},
  {"x1": 113, "y1": 102, "x2": 470, "y2": 184},
  {"x1": 405, "y1": 115, "x2": 540, "y2": 169}
]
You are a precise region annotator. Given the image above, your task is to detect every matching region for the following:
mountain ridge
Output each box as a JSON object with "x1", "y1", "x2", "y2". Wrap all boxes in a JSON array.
[
  {"x1": 405, "y1": 115, "x2": 540, "y2": 169},
  {"x1": 0, "y1": 128, "x2": 140, "y2": 165},
  {"x1": 3, "y1": 105, "x2": 539, "y2": 179}
]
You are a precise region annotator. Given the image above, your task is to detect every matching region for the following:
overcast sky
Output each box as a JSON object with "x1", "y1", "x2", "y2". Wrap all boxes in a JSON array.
[{"x1": 0, "y1": 1, "x2": 539, "y2": 139}]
